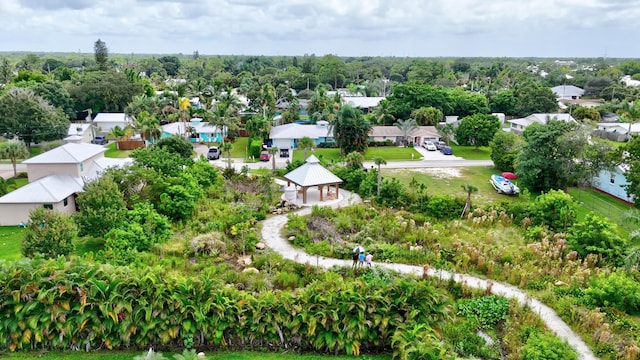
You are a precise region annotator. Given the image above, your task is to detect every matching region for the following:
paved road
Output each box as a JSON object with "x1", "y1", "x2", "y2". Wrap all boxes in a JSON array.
[
  {"x1": 0, "y1": 164, "x2": 27, "y2": 179},
  {"x1": 260, "y1": 189, "x2": 597, "y2": 360}
]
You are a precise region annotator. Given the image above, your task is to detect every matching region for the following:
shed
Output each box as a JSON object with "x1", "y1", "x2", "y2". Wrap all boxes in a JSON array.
[{"x1": 283, "y1": 155, "x2": 343, "y2": 204}]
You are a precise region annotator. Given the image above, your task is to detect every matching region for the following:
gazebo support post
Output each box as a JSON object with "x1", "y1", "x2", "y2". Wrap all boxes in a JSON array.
[{"x1": 318, "y1": 185, "x2": 324, "y2": 201}]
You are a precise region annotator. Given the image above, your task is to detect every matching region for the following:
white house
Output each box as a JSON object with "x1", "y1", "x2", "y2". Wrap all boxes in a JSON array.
[
  {"x1": 369, "y1": 126, "x2": 439, "y2": 144},
  {"x1": 593, "y1": 165, "x2": 634, "y2": 204},
  {"x1": 91, "y1": 113, "x2": 133, "y2": 133},
  {"x1": 621, "y1": 75, "x2": 640, "y2": 87},
  {"x1": 64, "y1": 123, "x2": 94, "y2": 144},
  {"x1": 161, "y1": 119, "x2": 224, "y2": 143},
  {"x1": 343, "y1": 97, "x2": 385, "y2": 114},
  {"x1": 551, "y1": 85, "x2": 584, "y2": 100},
  {"x1": 269, "y1": 121, "x2": 334, "y2": 150},
  {"x1": 0, "y1": 143, "x2": 130, "y2": 225},
  {"x1": 507, "y1": 113, "x2": 576, "y2": 135}
]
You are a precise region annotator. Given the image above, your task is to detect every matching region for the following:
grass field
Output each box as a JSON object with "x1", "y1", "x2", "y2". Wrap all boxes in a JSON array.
[
  {"x1": 448, "y1": 144, "x2": 491, "y2": 160},
  {"x1": 1, "y1": 350, "x2": 391, "y2": 360},
  {"x1": 292, "y1": 147, "x2": 421, "y2": 163},
  {"x1": 104, "y1": 143, "x2": 132, "y2": 158},
  {"x1": 0, "y1": 226, "x2": 23, "y2": 261},
  {"x1": 292, "y1": 148, "x2": 341, "y2": 163},
  {"x1": 383, "y1": 166, "x2": 525, "y2": 205},
  {"x1": 230, "y1": 137, "x2": 249, "y2": 158},
  {"x1": 569, "y1": 187, "x2": 636, "y2": 239}
]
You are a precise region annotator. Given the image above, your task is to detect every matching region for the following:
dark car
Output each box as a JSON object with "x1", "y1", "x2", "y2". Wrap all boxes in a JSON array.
[
  {"x1": 259, "y1": 150, "x2": 270, "y2": 161},
  {"x1": 91, "y1": 135, "x2": 108, "y2": 145},
  {"x1": 207, "y1": 146, "x2": 220, "y2": 160},
  {"x1": 441, "y1": 146, "x2": 453, "y2": 155}
]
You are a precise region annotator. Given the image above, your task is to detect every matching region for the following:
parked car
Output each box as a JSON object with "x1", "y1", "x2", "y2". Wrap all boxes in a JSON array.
[
  {"x1": 91, "y1": 135, "x2": 108, "y2": 145},
  {"x1": 423, "y1": 141, "x2": 437, "y2": 151},
  {"x1": 259, "y1": 150, "x2": 270, "y2": 161},
  {"x1": 441, "y1": 146, "x2": 453, "y2": 155},
  {"x1": 435, "y1": 141, "x2": 446, "y2": 150},
  {"x1": 207, "y1": 146, "x2": 220, "y2": 160}
]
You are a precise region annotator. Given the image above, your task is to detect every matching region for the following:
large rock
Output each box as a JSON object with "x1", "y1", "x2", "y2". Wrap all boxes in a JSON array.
[
  {"x1": 255, "y1": 242, "x2": 266, "y2": 250},
  {"x1": 236, "y1": 256, "x2": 252, "y2": 266},
  {"x1": 243, "y1": 267, "x2": 259, "y2": 274}
]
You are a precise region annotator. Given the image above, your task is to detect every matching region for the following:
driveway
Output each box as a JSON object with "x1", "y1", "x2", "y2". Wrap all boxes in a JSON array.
[{"x1": 413, "y1": 144, "x2": 464, "y2": 161}]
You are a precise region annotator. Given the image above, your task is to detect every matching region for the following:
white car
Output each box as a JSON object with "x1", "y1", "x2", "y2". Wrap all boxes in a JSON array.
[{"x1": 423, "y1": 141, "x2": 437, "y2": 151}]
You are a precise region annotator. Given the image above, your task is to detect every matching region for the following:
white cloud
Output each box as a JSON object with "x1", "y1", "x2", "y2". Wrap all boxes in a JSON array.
[{"x1": 0, "y1": 0, "x2": 638, "y2": 57}]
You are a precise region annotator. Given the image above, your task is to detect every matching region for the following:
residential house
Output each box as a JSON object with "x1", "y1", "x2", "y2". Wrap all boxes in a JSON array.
[
  {"x1": 507, "y1": 113, "x2": 576, "y2": 135},
  {"x1": 342, "y1": 97, "x2": 385, "y2": 114},
  {"x1": 0, "y1": 143, "x2": 131, "y2": 225},
  {"x1": 593, "y1": 165, "x2": 634, "y2": 204},
  {"x1": 369, "y1": 126, "x2": 440, "y2": 145},
  {"x1": 161, "y1": 118, "x2": 223, "y2": 143},
  {"x1": 594, "y1": 122, "x2": 640, "y2": 142},
  {"x1": 551, "y1": 85, "x2": 584, "y2": 100},
  {"x1": 91, "y1": 113, "x2": 133, "y2": 133},
  {"x1": 621, "y1": 75, "x2": 640, "y2": 87},
  {"x1": 64, "y1": 123, "x2": 94, "y2": 144},
  {"x1": 269, "y1": 121, "x2": 334, "y2": 150}
]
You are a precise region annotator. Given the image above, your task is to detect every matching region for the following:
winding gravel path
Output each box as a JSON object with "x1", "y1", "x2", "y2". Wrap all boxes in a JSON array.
[{"x1": 261, "y1": 189, "x2": 598, "y2": 359}]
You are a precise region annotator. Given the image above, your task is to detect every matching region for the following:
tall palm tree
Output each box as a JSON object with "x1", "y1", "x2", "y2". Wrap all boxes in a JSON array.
[
  {"x1": 373, "y1": 101, "x2": 395, "y2": 125},
  {"x1": 461, "y1": 184, "x2": 478, "y2": 218},
  {"x1": 268, "y1": 146, "x2": 279, "y2": 174},
  {"x1": 177, "y1": 97, "x2": 191, "y2": 138},
  {"x1": 0, "y1": 142, "x2": 29, "y2": 177},
  {"x1": 298, "y1": 136, "x2": 315, "y2": 160},
  {"x1": 394, "y1": 118, "x2": 418, "y2": 146},
  {"x1": 222, "y1": 142, "x2": 233, "y2": 169},
  {"x1": 373, "y1": 156, "x2": 387, "y2": 196},
  {"x1": 135, "y1": 111, "x2": 162, "y2": 144}
]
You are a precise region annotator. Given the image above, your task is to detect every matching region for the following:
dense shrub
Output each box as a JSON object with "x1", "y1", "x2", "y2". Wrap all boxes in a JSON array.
[
  {"x1": 424, "y1": 195, "x2": 466, "y2": 219},
  {"x1": 584, "y1": 271, "x2": 640, "y2": 315},
  {"x1": 456, "y1": 296, "x2": 510, "y2": 329},
  {"x1": 248, "y1": 138, "x2": 262, "y2": 159},
  {"x1": 567, "y1": 213, "x2": 626, "y2": 265},
  {"x1": 520, "y1": 332, "x2": 578, "y2": 360},
  {"x1": 0, "y1": 259, "x2": 452, "y2": 355},
  {"x1": 21, "y1": 208, "x2": 77, "y2": 258}
]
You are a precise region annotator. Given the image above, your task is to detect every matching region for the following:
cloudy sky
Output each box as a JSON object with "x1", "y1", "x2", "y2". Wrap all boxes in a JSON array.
[{"x1": 1, "y1": 0, "x2": 639, "y2": 58}]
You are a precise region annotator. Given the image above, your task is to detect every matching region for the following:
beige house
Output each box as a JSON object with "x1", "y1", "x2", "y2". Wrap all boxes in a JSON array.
[
  {"x1": 369, "y1": 126, "x2": 440, "y2": 144},
  {"x1": 0, "y1": 143, "x2": 130, "y2": 226}
]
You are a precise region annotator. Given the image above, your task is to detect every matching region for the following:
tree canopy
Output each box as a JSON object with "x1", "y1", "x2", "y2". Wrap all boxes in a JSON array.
[
  {"x1": 454, "y1": 114, "x2": 500, "y2": 150},
  {"x1": 333, "y1": 105, "x2": 371, "y2": 155}
]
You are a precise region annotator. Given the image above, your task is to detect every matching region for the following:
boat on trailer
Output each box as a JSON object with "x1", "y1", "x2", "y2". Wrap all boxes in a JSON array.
[{"x1": 489, "y1": 174, "x2": 520, "y2": 195}]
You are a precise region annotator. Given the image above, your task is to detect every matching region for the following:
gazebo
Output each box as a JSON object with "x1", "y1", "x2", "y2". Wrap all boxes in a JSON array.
[{"x1": 283, "y1": 155, "x2": 343, "y2": 204}]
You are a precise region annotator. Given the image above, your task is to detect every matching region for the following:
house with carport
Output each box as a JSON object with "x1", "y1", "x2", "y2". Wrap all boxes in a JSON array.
[
  {"x1": 91, "y1": 113, "x2": 133, "y2": 133},
  {"x1": 269, "y1": 121, "x2": 334, "y2": 150},
  {"x1": 161, "y1": 119, "x2": 224, "y2": 143},
  {"x1": 507, "y1": 113, "x2": 576, "y2": 135},
  {"x1": 0, "y1": 143, "x2": 131, "y2": 225},
  {"x1": 369, "y1": 126, "x2": 440, "y2": 145}
]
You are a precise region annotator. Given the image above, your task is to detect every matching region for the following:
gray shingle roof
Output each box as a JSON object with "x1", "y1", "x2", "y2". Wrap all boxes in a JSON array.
[
  {"x1": 284, "y1": 155, "x2": 343, "y2": 187},
  {"x1": 0, "y1": 175, "x2": 83, "y2": 203},
  {"x1": 22, "y1": 143, "x2": 106, "y2": 164}
]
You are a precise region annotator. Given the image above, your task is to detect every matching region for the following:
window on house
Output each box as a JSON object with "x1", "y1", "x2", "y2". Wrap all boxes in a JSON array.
[
  {"x1": 43, "y1": 204, "x2": 53, "y2": 210},
  {"x1": 63, "y1": 198, "x2": 68, "y2": 207},
  {"x1": 80, "y1": 163, "x2": 84, "y2": 171}
]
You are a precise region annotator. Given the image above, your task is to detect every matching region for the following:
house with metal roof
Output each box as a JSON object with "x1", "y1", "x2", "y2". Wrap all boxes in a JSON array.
[
  {"x1": 369, "y1": 126, "x2": 440, "y2": 144},
  {"x1": 593, "y1": 165, "x2": 634, "y2": 204},
  {"x1": 551, "y1": 85, "x2": 585, "y2": 100},
  {"x1": 64, "y1": 123, "x2": 94, "y2": 144},
  {"x1": 91, "y1": 113, "x2": 133, "y2": 133},
  {"x1": 283, "y1": 155, "x2": 343, "y2": 204},
  {"x1": 269, "y1": 121, "x2": 334, "y2": 150},
  {"x1": 0, "y1": 143, "x2": 130, "y2": 225},
  {"x1": 161, "y1": 118, "x2": 223, "y2": 143},
  {"x1": 507, "y1": 113, "x2": 576, "y2": 135}
]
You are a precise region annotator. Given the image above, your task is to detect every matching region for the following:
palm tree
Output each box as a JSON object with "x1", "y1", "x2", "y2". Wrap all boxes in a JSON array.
[
  {"x1": 0, "y1": 142, "x2": 29, "y2": 177},
  {"x1": 135, "y1": 111, "x2": 162, "y2": 145},
  {"x1": 178, "y1": 97, "x2": 191, "y2": 138},
  {"x1": 343, "y1": 151, "x2": 364, "y2": 169},
  {"x1": 394, "y1": 118, "x2": 418, "y2": 146},
  {"x1": 373, "y1": 156, "x2": 387, "y2": 196},
  {"x1": 625, "y1": 247, "x2": 640, "y2": 274},
  {"x1": 439, "y1": 123, "x2": 455, "y2": 145},
  {"x1": 461, "y1": 184, "x2": 478, "y2": 218},
  {"x1": 298, "y1": 136, "x2": 315, "y2": 160},
  {"x1": 618, "y1": 100, "x2": 640, "y2": 140},
  {"x1": 268, "y1": 146, "x2": 279, "y2": 174},
  {"x1": 0, "y1": 177, "x2": 17, "y2": 196},
  {"x1": 373, "y1": 101, "x2": 395, "y2": 125},
  {"x1": 222, "y1": 142, "x2": 233, "y2": 169}
]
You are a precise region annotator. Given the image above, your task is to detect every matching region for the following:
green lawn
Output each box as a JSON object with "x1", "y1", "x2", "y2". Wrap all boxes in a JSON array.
[
  {"x1": 292, "y1": 147, "x2": 422, "y2": 163},
  {"x1": 1, "y1": 350, "x2": 391, "y2": 360},
  {"x1": 568, "y1": 187, "x2": 636, "y2": 239},
  {"x1": 384, "y1": 166, "x2": 526, "y2": 205},
  {"x1": 364, "y1": 147, "x2": 421, "y2": 161},
  {"x1": 448, "y1": 144, "x2": 491, "y2": 160},
  {"x1": 104, "y1": 143, "x2": 132, "y2": 158},
  {"x1": 231, "y1": 137, "x2": 249, "y2": 158},
  {"x1": 0, "y1": 226, "x2": 23, "y2": 261}
]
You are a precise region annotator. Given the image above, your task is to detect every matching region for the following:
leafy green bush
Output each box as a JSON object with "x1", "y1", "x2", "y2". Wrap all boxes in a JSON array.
[
  {"x1": 457, "y1": 296, "x2": 509, "y2": 329},
  {"x1": 520, "y1": 332, "x2": 578, "y2": 360},
  {"x1": 21, "y1": 207, "x2": 77, "y2": 258},
  {"x1": 424, "y1": 195, "x2": 465, "y2": 219},
  {"x1": 584, "y1": 271, "x2": 640, "y2": 315},
  {"x1": 248, "y1": 138, "x2": 262, "y2": 159},
  {"x1": 567, "y1": 213, "x2": 626, "y2": 265}
]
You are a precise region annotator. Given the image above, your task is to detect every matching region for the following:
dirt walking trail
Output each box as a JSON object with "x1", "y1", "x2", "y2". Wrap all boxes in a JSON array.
[{"x1": 260, "y1": 189, "x2": 597, "y2": 360}]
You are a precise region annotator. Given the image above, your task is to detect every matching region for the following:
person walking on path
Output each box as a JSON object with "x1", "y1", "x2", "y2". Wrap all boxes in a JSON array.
[
  {"x1": 365, "y1": 253, "x2": 373, "y2": 267},
  {"x1": 358, "y1": 252, "x2": 365, "y2": 267},
  {"x1": 352, "y1": 251, "x2": 359, "y2": 268}
]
